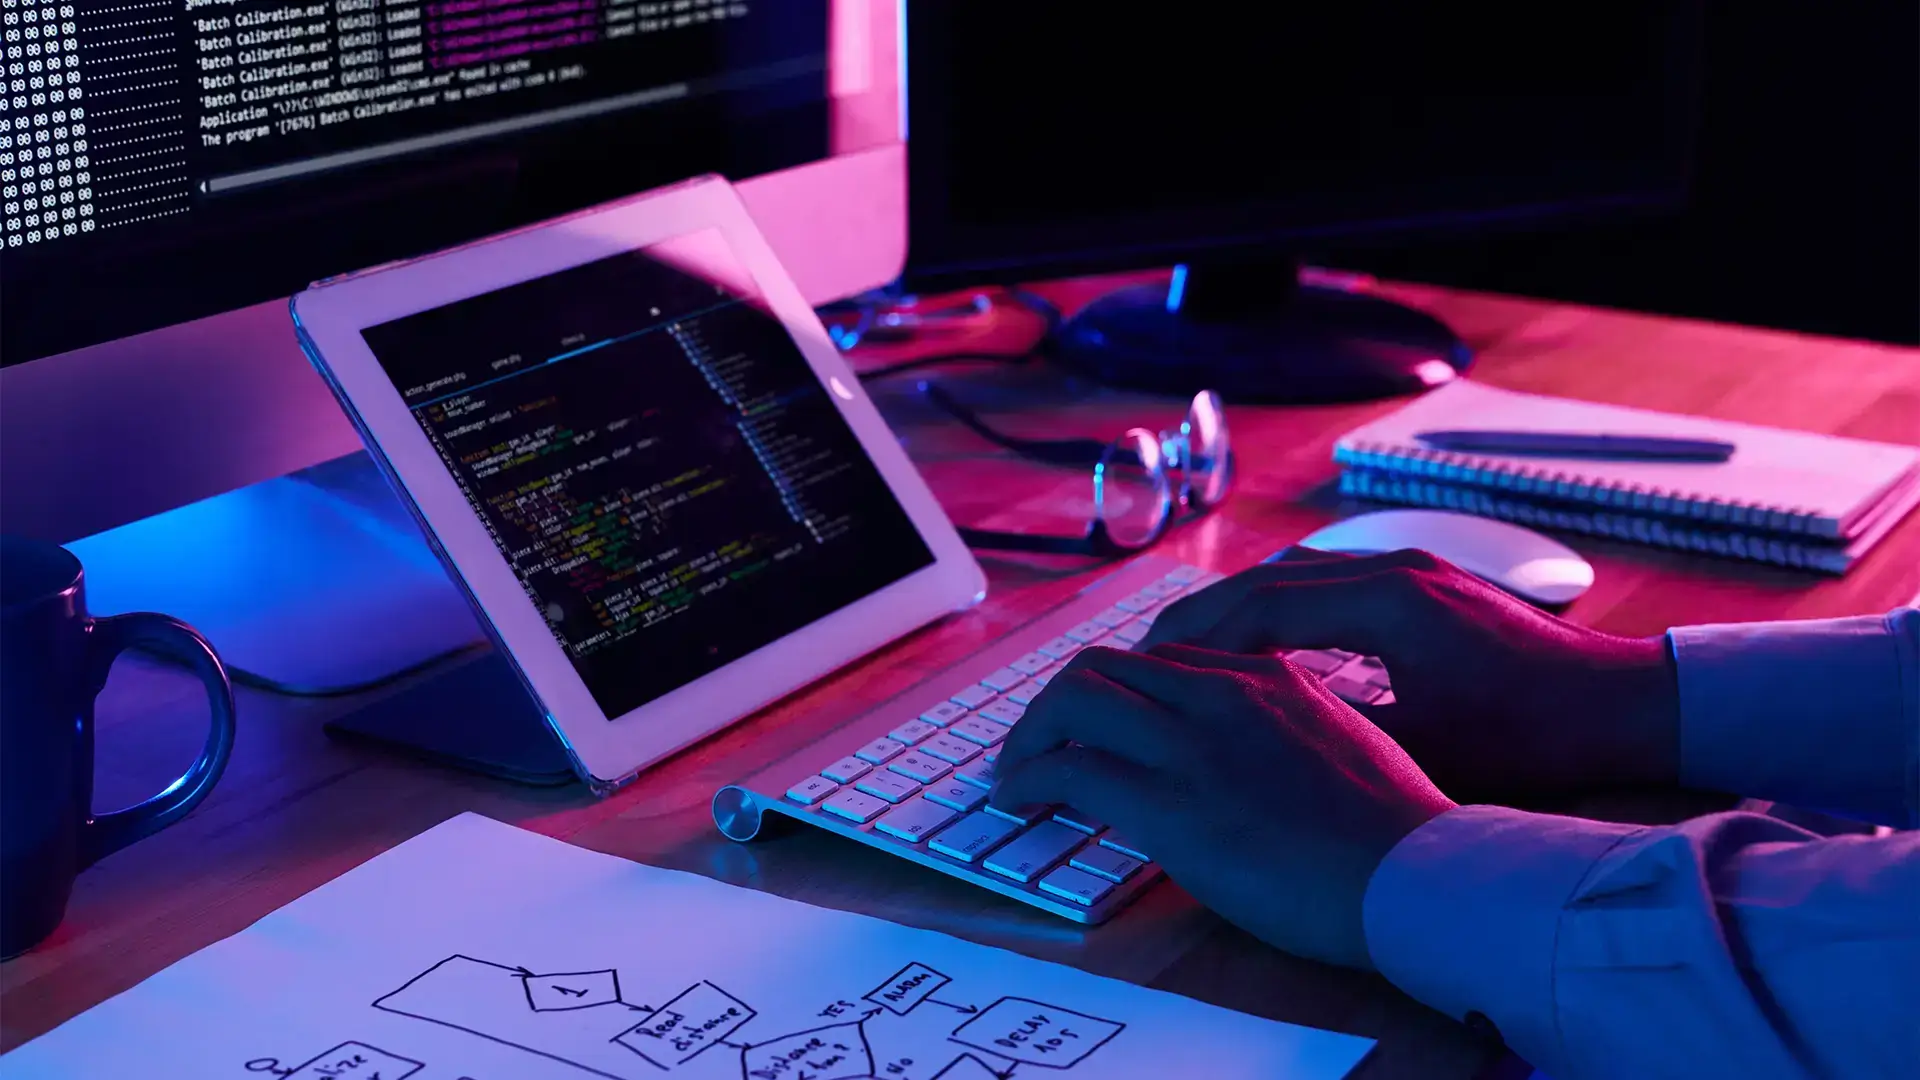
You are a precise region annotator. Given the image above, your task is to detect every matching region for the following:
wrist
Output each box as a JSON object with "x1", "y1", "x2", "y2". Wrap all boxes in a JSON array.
[{"x1": 1583, "y1": 633, "x2": 1682, "y2": 788}]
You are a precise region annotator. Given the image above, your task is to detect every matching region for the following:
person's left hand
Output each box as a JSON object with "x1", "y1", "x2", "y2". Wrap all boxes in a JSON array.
[{"x1": 990, "y1": 644, "x2": 1456, "y2": 971}]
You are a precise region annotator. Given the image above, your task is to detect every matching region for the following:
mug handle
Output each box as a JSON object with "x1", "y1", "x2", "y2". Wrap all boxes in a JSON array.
[{"x1": 80, "y1": 612, "x2": 238, "y2": 868}]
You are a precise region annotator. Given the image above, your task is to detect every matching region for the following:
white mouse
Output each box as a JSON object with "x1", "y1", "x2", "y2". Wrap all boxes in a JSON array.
[{"x1": 1290, "y1": 509, "x2": 1594, "y2": 605}]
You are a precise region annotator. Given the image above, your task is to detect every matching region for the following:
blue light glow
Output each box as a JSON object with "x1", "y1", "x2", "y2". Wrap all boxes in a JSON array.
[{"x1": 1165, "y1": 264, "x2": 1189, "y2": 314}]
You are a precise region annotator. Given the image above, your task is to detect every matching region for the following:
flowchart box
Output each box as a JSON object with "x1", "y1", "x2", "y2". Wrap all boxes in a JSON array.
[
  {"x1": 523, "y1": 969, "x2": 623, "y2": 1012},
  {"x1": 949, "y1": 997, "x2": 1124, "y2": 1069},
  {"x1": 741, "y1": 1020, "x2": 874, "y2": 1080},
  {"x1": 864, "y1": 962, "x2": 951, "y2": 1015},
  {"x1": 616, "y1": 980, "x2": 755, "y2": 1065},
  {"x1": 283, "y1": 1041, "x2": 424, "y2": 1080}
]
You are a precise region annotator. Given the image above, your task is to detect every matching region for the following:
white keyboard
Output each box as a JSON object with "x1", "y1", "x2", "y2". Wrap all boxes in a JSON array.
[{"x1": 712, "y1": 554, "x2": 1395, "y2": 925}]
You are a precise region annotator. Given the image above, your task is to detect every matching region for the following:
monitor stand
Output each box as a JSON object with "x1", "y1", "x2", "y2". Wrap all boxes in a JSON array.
[
  {"x1": 69, "y1": 452, "x2": 577, "y2": 786},
  {"x1": 1050, "y1": 256, "x2": 1472, "y2": 402}
]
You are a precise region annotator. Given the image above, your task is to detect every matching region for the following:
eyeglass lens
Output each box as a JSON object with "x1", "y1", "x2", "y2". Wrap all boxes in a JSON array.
[
  {"x1": 1095, "y1": 428, "x2": 1174, "y2": 549},
  {"x1": 1182, "y1": 389, "x2": 1232, "y2": 507}
]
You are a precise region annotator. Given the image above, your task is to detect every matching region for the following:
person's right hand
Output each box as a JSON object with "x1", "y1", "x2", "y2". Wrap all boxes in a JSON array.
[{"x1": 1140, "y1": 548, "x2": 1682, "y2": 802}]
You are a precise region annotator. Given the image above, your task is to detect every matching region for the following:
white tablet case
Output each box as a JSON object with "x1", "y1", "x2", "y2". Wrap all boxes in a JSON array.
[{"x1": 291, "y1": 176, "x2": 986, "y2": 792}]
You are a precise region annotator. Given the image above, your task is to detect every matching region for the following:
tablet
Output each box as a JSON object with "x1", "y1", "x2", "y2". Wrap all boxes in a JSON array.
[{"x1": 291, "y1": 176, "x2": 986, "y2": 791}]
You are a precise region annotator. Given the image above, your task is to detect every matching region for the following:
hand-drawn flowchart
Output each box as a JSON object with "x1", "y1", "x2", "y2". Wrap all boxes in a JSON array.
[{"x1": 247, "y1": 955, "x2": 1125, "y2": 1080}]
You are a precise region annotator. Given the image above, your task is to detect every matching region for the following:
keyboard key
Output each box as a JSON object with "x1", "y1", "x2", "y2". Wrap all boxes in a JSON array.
[
  {"x1": 954, "y1": 759, "x2": 997, "y2": 789},
  {"x1": 1115, "y1": 591, "x2": 1157, "y2": 613},
  {"x1": 949, "y1": 716, "x2": 1007, "y2": 746},
  {"x1": 1090, "y1": 605, "x2": 1133, "y2": 628},
  {"x1": 889, "y1": 719, "x2": 940, "y2": 745},
  {"x1": 984, "y1": 821, "x2": 1086, "y2": 883},
  {"x1": 1032, "y1": 665, "x2": 1064, "y2": 686},
  {"x1": 854, "y1": 738, "x2": 904, "y2": 765},
  {"x1": 1287, "y1": 650, "x2": 1348, "y2": 676},
  {"x1": 1052, "y1": 806, "x2": 1105, "y2": 835},
  {"x1": 1038, "y1": 864, "x2": 1115, "y2": 906},
  {"x1": 979, "y1": 667, "x2": 1025, "y2": 692},
  {"x1": 855, "y1": 770, "x2": 921, "y2": 804},
  {"x1": 1099, "y1": 832, "x2": 1150, "y2": 861},
  {"x1": 1006, "y1": 680, "x2": 1045, "y2": 705},
  {"x1": 1133, "y1": 607, "x2": 1160, "y2": 626},
  {"x1": 874, "y1": 796, "x2": 959, "y2": 843},
  {"x1": 985, "y1": 801, "x2": 1048, "y2": 827},
  {"x1": 949, "y1": 683, "x2": 998, "y2": 708},
  {"x1": 1036, "y1": 636, "x2": 1081, "y2": 660},
  {"x1": 819, "y1": 756, "x2": 871, "y2": 784},
  {"x1": 1063, "y1": 621, "x2": 1109, "y2": 644},
  {"x1": 924, "y1": 778, "x2": 988, "y2": 813},
  {"x1": 920, "y1": 700, "x2": 969, "y2": 726},
  {"x1": 1351, "y1": 656, "x2": 1392, "y2": 688},
  {"x1": 1009, "y1": 652, "x2": 1053, "y2": 675},
  {"x1": 1139, "y1": 578, "x2": 1184, "y2": 599},
  {"x1": 1195, "y1": 571, "x2": 1227, "y2": 588},
  {"x1": 821, "y1": 788, "x2": 889, "y2": 824},
  {"x1": 929, "y1": 810, "x2": 1022, "y2": 862},
  {"x1": 786, "y1": 775, "x2": 839, "y2": 805},
  {"x1": 1165, "y1": 564, "x2": 1207, "y2": 584},
  {"x1": 1324, "y1": 648, "x2": 1359, "y2": 661},
  {"x1": 889, "y1": 751, "x2": 952, "y2": 783},
  {"x1": 1071, "y1": 844, "x2": 1143, "y2": 883},
  {"x1": 1324, "y1": 672, "x2": 1385, "y2": 704},
  {"x1": 920, "y1": 733, "x2": 981, "y2": 765},
  {"x1": 977, "y1": 700, "x2": 1026, "y2": 727},
  {"x1": 1110, "y1": 620, "x2": 1150, "y2": 645}
]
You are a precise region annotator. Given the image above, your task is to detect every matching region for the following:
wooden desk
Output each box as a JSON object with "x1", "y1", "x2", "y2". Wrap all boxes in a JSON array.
[{"x1": 5, "y1": 275, "x2": 1916, "y2": 1079}]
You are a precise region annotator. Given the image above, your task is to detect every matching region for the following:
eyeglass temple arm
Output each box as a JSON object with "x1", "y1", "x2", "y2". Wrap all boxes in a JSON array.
[
  {"x1": 921, "y1": 382, "x2": 1108, "y2": 467},
  {"x1": 954, "y1": 526, "x2": 1097, "y2": 555}
]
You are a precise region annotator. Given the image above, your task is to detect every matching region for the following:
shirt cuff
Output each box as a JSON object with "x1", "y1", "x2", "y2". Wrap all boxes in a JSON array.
[
  {"x1": 1363, "y1": 805, "x2": 1641, "y2": 1071},
  {"x1": 1671, "y1": 613, "x2": 1917, "y2": 828}
]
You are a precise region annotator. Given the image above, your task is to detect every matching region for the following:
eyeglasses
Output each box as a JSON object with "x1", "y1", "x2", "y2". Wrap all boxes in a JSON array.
[{"x1": 924, "y1": 384, "x2": 1233, "y2": 557}]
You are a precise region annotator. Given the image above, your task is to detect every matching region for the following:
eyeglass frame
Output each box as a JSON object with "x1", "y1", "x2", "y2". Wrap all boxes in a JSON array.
[{"x1": 922, "y1": 383, "x2": 1234, "y2": 557}]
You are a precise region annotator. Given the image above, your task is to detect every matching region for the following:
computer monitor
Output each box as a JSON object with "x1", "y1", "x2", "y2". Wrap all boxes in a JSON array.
[
  {"x1": 901, "y1": 4, "x2": 1702, "y2": 403},
  {"x1": 1, "y1": 0, "x2": 902, "y2": 543}
]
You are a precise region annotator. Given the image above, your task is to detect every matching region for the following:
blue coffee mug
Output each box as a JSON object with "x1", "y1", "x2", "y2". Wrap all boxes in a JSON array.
[{"x1": 1, "y1": 535, "x2": 237, "y2": 959}]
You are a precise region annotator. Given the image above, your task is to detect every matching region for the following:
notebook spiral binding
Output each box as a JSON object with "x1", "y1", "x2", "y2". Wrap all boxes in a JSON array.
[
  {"x1": 1337, "y1": 469, "x2": 1845, "y2": 573},
  {"x1": 1333, "y1": 440, "x2": 1822, "y2": 537}
]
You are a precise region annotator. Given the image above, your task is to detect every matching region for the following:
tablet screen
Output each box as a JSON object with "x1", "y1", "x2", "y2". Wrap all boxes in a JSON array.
[{"x1": 359, "y1": 232, "x2": 933, "y2": 719}]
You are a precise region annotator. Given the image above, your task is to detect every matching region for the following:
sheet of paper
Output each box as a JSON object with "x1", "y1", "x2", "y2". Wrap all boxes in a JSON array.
[{"x1": 0, "y1": 814, "x2": 1375, "y2": 1080}]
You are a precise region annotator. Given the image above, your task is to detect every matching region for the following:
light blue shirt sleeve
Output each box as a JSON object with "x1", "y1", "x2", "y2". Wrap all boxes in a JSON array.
[
  {"x1": 1672, "y1": 608, "x2": 1918, "y2": 829},
  {"x1": 1362, "y1": 609, "x2": 1920, "y2": 1080}
]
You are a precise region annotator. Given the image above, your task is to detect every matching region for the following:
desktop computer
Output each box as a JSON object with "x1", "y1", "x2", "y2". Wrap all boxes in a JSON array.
[
  {"x1": 0, "y1": 0, "x2": 903, "y2": 701},
  {"x1": 2, "y1": 0, "x2": 902, "y2": 544},
  {"x1": 900, "y1": 4, "x2": 1704, "y2": 403}
]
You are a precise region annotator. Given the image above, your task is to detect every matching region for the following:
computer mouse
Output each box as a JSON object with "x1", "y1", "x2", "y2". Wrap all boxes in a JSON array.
[{"x1": 1289, "y1": 509, "x2": 1594, "y2": 605}]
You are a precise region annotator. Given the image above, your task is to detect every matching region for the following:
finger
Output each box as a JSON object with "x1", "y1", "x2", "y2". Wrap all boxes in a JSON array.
[
  {"x1": 1263, "y1": 544, "x2": 1354, "y2": 565},
  {"x1": 1064, "y1": 644, "x2": 1265, "y2": 714},
  {"x1": 1141, "y1": 549, "x2": 1437, "y2": 650},
  {"x1": 1195, "y1": 567, "x2": 1435, "y2": 658},
  {"x1": 996, "y1": 657, "x2": 1188, "y2": 778},
  {"x1": 988, "y1": 744, "x2": 1165, "y2": 840}
]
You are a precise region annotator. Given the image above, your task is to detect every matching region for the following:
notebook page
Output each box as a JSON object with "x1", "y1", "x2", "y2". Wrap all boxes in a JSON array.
[{"x1": 1338, "y1": 381, "x2": 1920, "y2": 535}]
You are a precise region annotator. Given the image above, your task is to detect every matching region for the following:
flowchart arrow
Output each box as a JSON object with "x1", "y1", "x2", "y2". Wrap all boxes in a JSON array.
[{"x1": 925, "y1": 999, "x2": 980, "y2": 1015}]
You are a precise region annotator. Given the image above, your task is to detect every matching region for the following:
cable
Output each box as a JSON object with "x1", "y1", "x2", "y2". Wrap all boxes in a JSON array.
[
  {"x1": 137, "y1": 639, "x2": 490, "y2": 698},
  {"x1": 829, "y1": 287, "x2": 1064, "y2": 381}
]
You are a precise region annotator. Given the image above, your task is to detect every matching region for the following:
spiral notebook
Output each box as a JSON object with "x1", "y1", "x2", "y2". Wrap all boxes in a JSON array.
[{"x1": 1333, "y1": 381, "x2": 1920, "y2": 572}]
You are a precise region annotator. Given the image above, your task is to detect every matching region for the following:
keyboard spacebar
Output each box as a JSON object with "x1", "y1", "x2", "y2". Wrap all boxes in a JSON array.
[{"x1": 982, "y1": 821, "x2": 1084, "y2": 884}]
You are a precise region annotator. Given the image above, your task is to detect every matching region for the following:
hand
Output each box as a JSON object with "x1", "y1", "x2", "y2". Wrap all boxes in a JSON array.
[
  {"x1": 1140, "y1": 548, "x2": 1682, "y2": 802},
  {"x1": 989, "y1": 644, "x2": 1455, "y2": 971}
]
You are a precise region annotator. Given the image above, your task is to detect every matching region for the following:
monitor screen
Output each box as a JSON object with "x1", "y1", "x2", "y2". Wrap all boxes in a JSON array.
[
  {"x1": 905, "y1": 4, "x2": 1701, "y2": 288},
  {"x1": 1, "y1": 0, "x2": 829, "y2": 362},
  {"x1": 357, "y1": 230, "x2": 933, "y2": 719}
]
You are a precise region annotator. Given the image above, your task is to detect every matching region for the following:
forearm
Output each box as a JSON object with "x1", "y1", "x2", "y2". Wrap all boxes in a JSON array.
[
  {"x1": 1671, "y1": 608, "x2": 1919, "y2": 828},
  {"x1": 1364, "y1": 806, "x2": 1920, "y2": 1080}
]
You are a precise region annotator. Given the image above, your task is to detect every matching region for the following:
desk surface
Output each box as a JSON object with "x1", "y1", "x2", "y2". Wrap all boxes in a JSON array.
[{"x1": 5, "y1": 275, "x2": 1917, "y2": 1078}]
